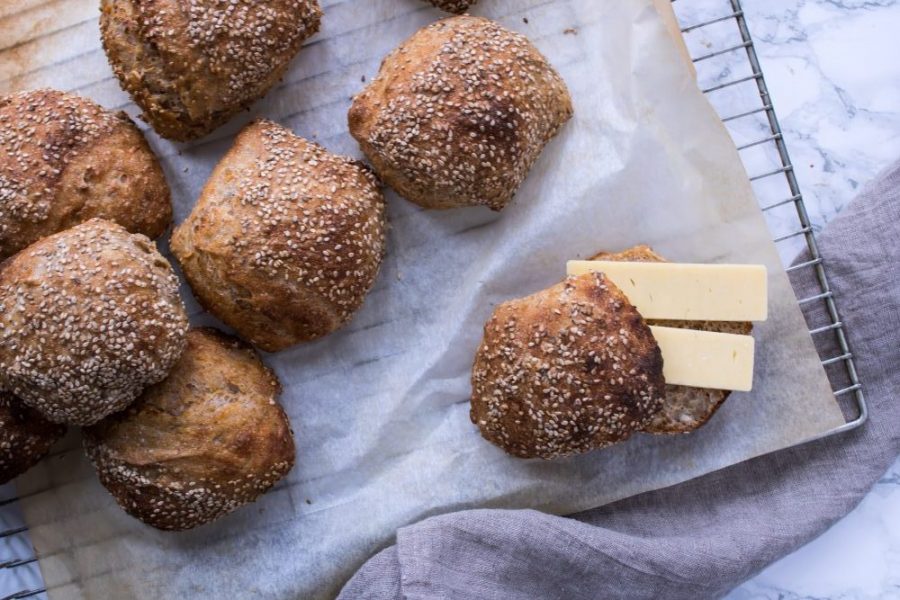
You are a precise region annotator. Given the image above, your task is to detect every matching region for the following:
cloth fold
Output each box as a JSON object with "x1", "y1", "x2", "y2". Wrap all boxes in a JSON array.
[{"x1": 339, "y1": 158, "x2": 900, "y2": 599}]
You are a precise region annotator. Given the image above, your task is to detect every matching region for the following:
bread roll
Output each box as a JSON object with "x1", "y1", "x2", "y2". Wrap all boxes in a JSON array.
[
  {"x1": 348, "y1": 16, "x2": 572, "y2": 210},
  {"x1": 100, "y1": 0, "x2": 322, "y2": 140},
  {"x1": 0, "y1": 392, "x2": 66, "y2": 485},
  {"x1": 425, "y1": 0, "x2": 478, "y2": 13},
  {"x1": 84, "y1": 328, "x2": 295, "y2": 531},
  {"x1": 171, "y1": 120, "x2": 387, "y2": 352},
  {"x1": 0, "y1": 219, "x2": 188, "y2": 425},
  {"x1": 0, "y1": 89, "x2": 171, "y2": 260},
  {"x1": 591, "y1": 245, "x2": 753, "y2": 434},
  {"x1": 471, "y1": 273, "x2": 665, "y2": 459}
]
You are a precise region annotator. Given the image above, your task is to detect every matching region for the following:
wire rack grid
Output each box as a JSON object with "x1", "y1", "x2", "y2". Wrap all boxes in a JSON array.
[
  {"x1": 0, "y1": 0, "x2": 868, "y2": 598},
  {"x1": 671, "y1": 0, "x2": 866, "y2": 436}
]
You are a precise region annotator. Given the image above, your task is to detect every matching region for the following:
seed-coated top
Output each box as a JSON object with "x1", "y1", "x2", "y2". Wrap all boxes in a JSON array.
[
  {"x1": 0, "y1": 219, "x2": 188, "y2": 425},
  {"x1": 471, "y1": 273, "x2": 665, "y2": 459},
  {"x1": 0, "y1": 88, "x2": 171, "y2": 259},
  {"x1": 349, "y1": 15, "x2": 573, "y2": 210},
  {"x1": 171, "y1": 120, "x2": 387, "y2": 351}
]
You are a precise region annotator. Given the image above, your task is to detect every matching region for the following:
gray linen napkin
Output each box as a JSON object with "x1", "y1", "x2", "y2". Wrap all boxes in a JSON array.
[{"x1": 339, "y1": 158, "x2": 900, "y2": 600}]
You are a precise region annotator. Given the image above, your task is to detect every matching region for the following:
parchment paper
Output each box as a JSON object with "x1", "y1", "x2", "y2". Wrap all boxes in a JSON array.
[{"x1": 0, "y1": 0, "x2": 846, "y2": 598}]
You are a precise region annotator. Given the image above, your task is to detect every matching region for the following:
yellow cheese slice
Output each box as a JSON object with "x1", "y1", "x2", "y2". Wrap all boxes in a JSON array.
[
  {"x1": 566, "y1": 261, "x2": 768, "y2": 322},
  {"x1": 650, "y1": 326, "x2": 755, "y2": 391}
]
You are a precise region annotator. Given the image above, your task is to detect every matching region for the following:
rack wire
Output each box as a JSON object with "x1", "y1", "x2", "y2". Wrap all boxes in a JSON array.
[{"x1": 0, "y1": 0, "x2": 869, "y2": 597}]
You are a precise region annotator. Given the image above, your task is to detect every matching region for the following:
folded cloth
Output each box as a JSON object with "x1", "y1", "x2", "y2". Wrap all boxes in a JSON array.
[{"x1": 339, "y1": 158, "x2": 900, "y2": 600}]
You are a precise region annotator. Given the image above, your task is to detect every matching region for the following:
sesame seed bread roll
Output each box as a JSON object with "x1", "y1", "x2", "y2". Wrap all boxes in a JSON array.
[
  {"x1": 0, "y1": 392, "x2": 67, "y2": 485},
  {"x1": 0, "y1": 89, "x2": 171, "y2": 260},
  {"x1": 591, "y1": 245, "x2": 754, "y2": 434},
  {"x1": 84, "y1": 328, "x2": 295, "y2": 531},
  {"x1": 100, "y1": 0, "x2": 323, "y2": 141},
  {"x1": 0, "y1": 219, "x2": 189, "y2": 426},
  {"x1": 425, "y1": 0, "x2": 478, "y2": 13},
  {"x1": 471, "y1": 273, "x2": 665, "y2": 459},
  {"x1": 171, "y1": 120, "x2": 387, "y2": 352},
  {"x1": 348, "y1": 16, "x2": 573, "y2": 211}
]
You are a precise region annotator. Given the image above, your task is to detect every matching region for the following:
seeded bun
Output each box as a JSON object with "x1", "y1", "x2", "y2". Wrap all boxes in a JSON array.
[
  {"x1": 470, "y1": 273, "x2": 665, "y2": 459},
  {"x1": 84, "y1": 328, "x2": 295, "y2": 531},
  {"x1": 0, "y1": 89, "x2": 171, "y2": 260},
  {"x1": 100, "y1": 0, "x2": 322, "y2": 141},
  {"x1": 348, "y1": 16, "x2": 572, "y2": 210},
  {"x1": 0, "y1": 392, "x2": 66, "y2": 485},
  {"x1": 171, "y1": 120, "x2": 387, "y2": 352},
  {"x1": 425, "y1": 0, "x2": 478, "y2": 13},
  {"x1": 591, "y1": 245, "x2": 753, "y2": 434},
  {"x1": 0, "y1": 219, "x2": 189, "y2": 426}
]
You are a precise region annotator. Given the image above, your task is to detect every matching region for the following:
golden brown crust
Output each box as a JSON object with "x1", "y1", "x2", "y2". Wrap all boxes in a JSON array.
[
  {"x1": 100, "y1": 0, "x2": 322, "y2": 141},
  {"x1": 0, "y1": 391, "x2": 66, "y2": 485},
  {"x1": 348, "y1": 16, "x2": 572, "y2": 210},
  {"x1": 0, "y1": 219, "x2": 188, "y2": 425},
  {"x1": 590, "y1": 245, "x2": 754, "y2": 434},
  {"x1": 171, "y1": 120, "x2": 387, "y2": 352},
  {"x1": 425, "y1": 0, "x2": 478, "y2": 13},
  {"x1": 0, "y1": 89, "x2": 171, "y2": 260},
  {"x1": 470, "y1": 273, "x2": 665, "y2": 459},
  {"x1": 84, "y1": 328, "x2": 295, "y2": 531}
]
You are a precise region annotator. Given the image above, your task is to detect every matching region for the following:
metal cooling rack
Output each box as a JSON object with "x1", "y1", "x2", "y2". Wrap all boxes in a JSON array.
[
  {"x1": 672, "y1": 0, "x2": 866, "y2": 438},
  {"x1": 0, "y1": 0, "x2": 869, "y2": 597}
]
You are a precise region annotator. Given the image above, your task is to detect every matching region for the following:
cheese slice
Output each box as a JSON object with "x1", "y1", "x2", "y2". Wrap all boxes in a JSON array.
[
  {"x1": 650, "y1": 326, "x2": 755, "y2": 391},
  {"x1": 566, "y1": 261, "x2": 768, "y2": 322}
]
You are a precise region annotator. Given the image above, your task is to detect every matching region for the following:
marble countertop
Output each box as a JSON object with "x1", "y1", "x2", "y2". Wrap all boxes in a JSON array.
[{"x1": 671, "y1": 0, "x2": 900, "y2": 598}]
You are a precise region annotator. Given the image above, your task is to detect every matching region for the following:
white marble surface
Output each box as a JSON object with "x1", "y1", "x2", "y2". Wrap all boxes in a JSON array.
[{"x1": 671, "y1": 0, "x2": 900, "y2": 598}]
